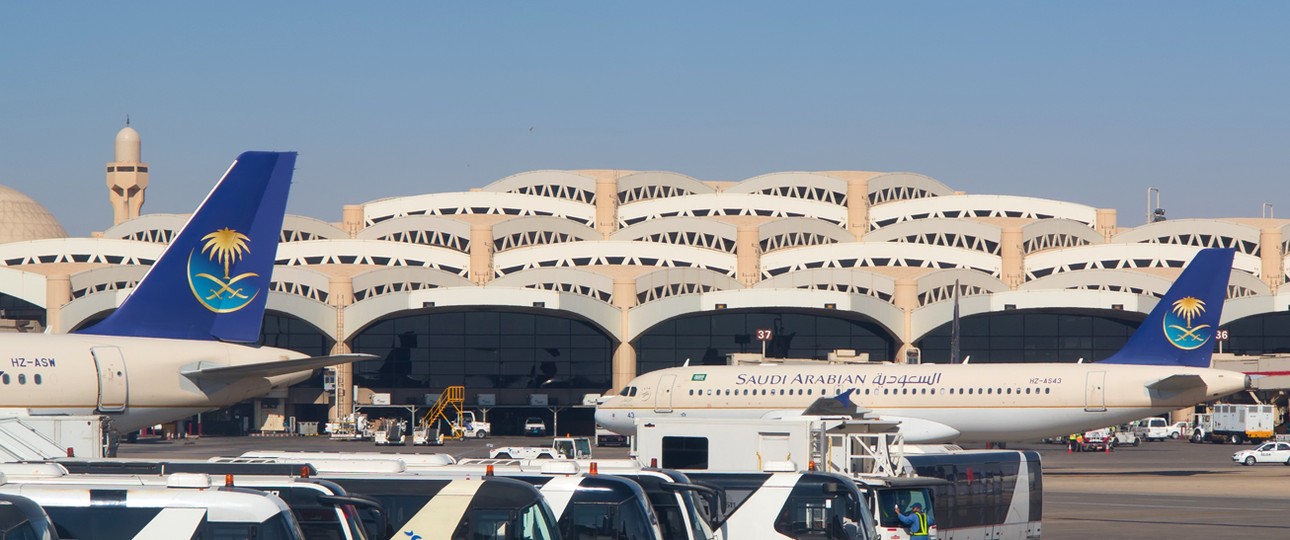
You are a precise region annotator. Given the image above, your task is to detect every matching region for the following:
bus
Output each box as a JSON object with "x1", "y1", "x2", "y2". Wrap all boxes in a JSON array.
[
  {"x1": 900, "y1": 449, "x2": 1042, "y2": 540},
  {"x1": 322, "y1": 476, "x2": 559, "y2": 540},
  {"x1": 686, "y1": 471, "x2": 875, "y2": 540},
  {"x1": 0, "y1": 481, "x2": 305, "y2": 539},
  {"x1": 6, "y1": 463, "x2": 371, "y2": 540},
  {"x1": 0, "y1": 494, "x2": 57, "y2": 540}
]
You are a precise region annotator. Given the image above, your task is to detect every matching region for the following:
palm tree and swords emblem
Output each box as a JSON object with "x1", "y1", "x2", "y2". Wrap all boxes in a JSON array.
[
  {"x1": 187, "y1": 227, "x2": 261, "y2": 313},
  {"x1": 1163, "y1": 296, "x2": 1211, "y2": 350}
]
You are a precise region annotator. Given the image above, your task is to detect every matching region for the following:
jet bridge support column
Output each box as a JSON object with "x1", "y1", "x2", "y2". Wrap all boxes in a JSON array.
[{"x1": 611, "y1": 277, "x2": 638, "y2": 392}]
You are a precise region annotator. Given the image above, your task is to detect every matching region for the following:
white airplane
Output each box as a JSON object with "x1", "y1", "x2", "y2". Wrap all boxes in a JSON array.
[
  {"x1": 597, "y1": 248, "x2": 1249, "y2": 443},
  {"x1": 0, "y1": 151, "x2": 373, "y2": 432}
]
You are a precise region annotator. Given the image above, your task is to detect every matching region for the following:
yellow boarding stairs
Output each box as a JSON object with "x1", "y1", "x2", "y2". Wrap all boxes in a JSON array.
[{"x1": 420, "y1": 386, "x2": 466, "y2": 440}]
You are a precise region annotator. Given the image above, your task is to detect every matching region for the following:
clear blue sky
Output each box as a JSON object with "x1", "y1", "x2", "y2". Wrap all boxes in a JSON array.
[{"x1": 4, "y1": 2, "x2": 1288, "y2": 236}]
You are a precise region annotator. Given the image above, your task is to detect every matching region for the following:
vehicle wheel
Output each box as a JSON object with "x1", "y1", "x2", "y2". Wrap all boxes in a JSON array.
[
  {"x1": 1132, "y1": 440, "x2": 1139, "y2": 447},
  {"x1": 1231, "y1": 434, "x2": 1243, "y2": 445},
  {"x1": 495, "y1": 452, "x2": 511, "y2": 459},
  {"x1": 1245, "y1": 456, "x2": 1256, "y2": 466},
  {"x1": 1170, "y1": 432, "x2": 1180, "y2": 440},
  {"x1": 476, "y1": 431, "x2": 488, "y2": 439}
]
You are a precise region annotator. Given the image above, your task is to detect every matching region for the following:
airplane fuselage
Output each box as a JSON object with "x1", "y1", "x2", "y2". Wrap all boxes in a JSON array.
[
  {"x1": 596, "y1": 363, "x2": 1248, "y2": 442},
  {"x1": 0, "y1": 333, "x2": 311, "y2": 433}
]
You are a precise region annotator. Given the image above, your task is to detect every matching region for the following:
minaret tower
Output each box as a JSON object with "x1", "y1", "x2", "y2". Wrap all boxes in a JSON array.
[{"x1": 106, "y1": 119, "x2": 149, "y2": 225}]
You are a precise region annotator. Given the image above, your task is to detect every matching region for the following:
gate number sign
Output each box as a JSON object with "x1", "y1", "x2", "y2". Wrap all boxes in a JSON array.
[{"x1": 755, "y1": 328, "x2": 774, "y2": 342}]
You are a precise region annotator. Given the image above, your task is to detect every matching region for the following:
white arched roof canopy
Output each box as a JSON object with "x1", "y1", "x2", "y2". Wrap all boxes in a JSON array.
[
  {"x1": 612, "y1": 217, "x2": 738, "y2": 253},
  {"x1": 910, "y1": 289, "x2": 1150, "y2": 342},
  {"x1": 264, "y1": 293, "x2": 338, "y2": 341},
  {"x1": 362, "y1": 192, "x2": 596, "y2": 227},
  {"x1": 914, "y1": 269, "x2": 1008, "y2": 308},
  {"x1": 1114, "y1": 219, "x2": 1263, "y2": 256},
  {"x1": 618, "y1": 193, "x2": 848, "y2": 228},
  {"x1": 866, "y1": 173, "x2": 955, "y2": 205},
  {"x1": 351, "y1": 266, "x2": 475, "y2": 302},
  {"x1": 0, "y1": 267, "x2": 48, "y2": 308},
  {"x1": 492, "y1": 216, "x2": 601, "y2": 253},
  {"x1": 489, "y1": 267, "x2": 616, "y2": 304},
  {"x1": 635, "y1": 267, "x2": 743, "y2": 304},
  {"x1": 1021, "y1": 269, "x2": 1174, "y2": 297},
  {"x1": 626, "y1": 288, "x2": 904, "y2": 343},
  {"x1": 269, "y1": 266, "x2": 333, "y2": 304},
  {"x1": 868, "y1": 195, "x2": 1098, "y2": 231},
  {"x1": 342, "y1": 287, "x2": 623, "y2": 343},
  {"x1": 68, "y1": 266, "x2": 149, "y2": 301},
  {"x1": 863, "y1": 218, "x2": 1003, "y2": 255},
  {"x1": 480, "y1": 170, "x2": 598, "y2": 204},
  {"x1": 358, "y1": 215, "x2": 473, "y2": 253},
  {"x1": 760, "y1": 243, "x2": 1002, "y2": 280},
  {"x1": 0, "y1": 238, "x2": 163, "y2": 268},
  {"x1": 493, "y1": 241, "x2": 737, "y2": 279},
  {"x1": 1222, "y1": 291, "x2": 1290, "y2": 326},
  {"x1": 755, "y1": 268, "x2": 896, "y2": 303},
  {"x1": 102, "y1": 214, "x2": 188, "y2": 243},
  {"x1": 1021, "y1": 218, "x2": 1104, "y2": 254},
  {"x1": 1023, "y1": 244, "x2": 1263, "y2": 281},
  {"x1": 275, "y1": 240, "x2": 472, "y2": 277},
  {"x1": 616, "y1": 171, "x2": 714, "y2": 204},
  {"x1": 281, "y1": 215, "x2": 349, "y2": 242},
  {"x1": 724, "y1": 172, "x2": 848, "y2": 205},
  {"x1": 757, "y1": 218, "x2": 853, "y2": 253}
]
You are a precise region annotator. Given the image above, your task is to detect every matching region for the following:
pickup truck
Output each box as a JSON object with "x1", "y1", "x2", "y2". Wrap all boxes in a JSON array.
[{"x1": 523, "y1": 417, "x2": 547, "y2": 437}]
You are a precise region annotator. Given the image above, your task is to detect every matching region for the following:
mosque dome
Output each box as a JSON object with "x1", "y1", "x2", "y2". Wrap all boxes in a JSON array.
[
  {"x1": 114, "y1": 125, "x2": 141, "y2": 163},
  {"x1": 0, "y1": 185, "x2": 68, "y2": 243}
]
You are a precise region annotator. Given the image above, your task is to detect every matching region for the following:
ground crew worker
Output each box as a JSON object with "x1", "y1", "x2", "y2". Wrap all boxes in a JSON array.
[
  {"x1": 1068, "y1": 432, "x2": 1079, "y2": 452},
  {"x1": 895, "y1": 502, "x2": 933, "y2": 539}
]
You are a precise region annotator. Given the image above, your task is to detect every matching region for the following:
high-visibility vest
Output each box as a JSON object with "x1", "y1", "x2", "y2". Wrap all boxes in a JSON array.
[{"x1": 912, "y1": 510, "x2": 929, "y2": 535}]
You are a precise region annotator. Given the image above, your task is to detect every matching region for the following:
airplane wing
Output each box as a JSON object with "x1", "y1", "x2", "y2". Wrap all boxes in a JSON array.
[
  {"x1": 1146, "y1": 374, "x2": 1206, "y2": 391},
  {"x1": 180, "y1": 354, "x2": 378, "y2": 380}
]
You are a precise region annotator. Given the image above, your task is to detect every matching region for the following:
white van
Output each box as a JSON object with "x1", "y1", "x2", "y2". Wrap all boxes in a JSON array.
[{"x1": 1132, "y1": 417, "x2": 1174, "y2": 441}]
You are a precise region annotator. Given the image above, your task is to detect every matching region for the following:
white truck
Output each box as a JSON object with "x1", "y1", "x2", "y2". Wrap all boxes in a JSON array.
[
  {"x1": 1190, "y1": 404, "x2": 1277, "y2": 445},
  {"x1": 489, "y1": 436, "x2": 593, "y2": 460},
  {"x1": 450, "y1": 410, "x2": 490, "y2": 439}
]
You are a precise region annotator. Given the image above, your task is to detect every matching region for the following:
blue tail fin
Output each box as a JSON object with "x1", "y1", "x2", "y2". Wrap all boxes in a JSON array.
[
  {"x1": 77, "y1": 151, "x2": 296, "y2": 343},
  {"x1": 1100, "y1": 248, "x2": 1234, "y2": 367}
]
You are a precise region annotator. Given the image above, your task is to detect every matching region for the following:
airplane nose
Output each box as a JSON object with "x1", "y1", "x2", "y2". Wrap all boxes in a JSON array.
[{"x1": 594, "y1": 406, "x2": 634, "y2": 435}]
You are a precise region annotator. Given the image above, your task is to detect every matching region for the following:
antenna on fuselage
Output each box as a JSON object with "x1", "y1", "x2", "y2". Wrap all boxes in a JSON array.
[
  {"x1": 1077, "y1": 358, "x2": 1085, "y2": 363},
  {"x1": 962, "y1": 355, "x2": 971, "y2": 364},
  {"x1": 683, "y1": 358, "x2": 690, "y2": 367}
]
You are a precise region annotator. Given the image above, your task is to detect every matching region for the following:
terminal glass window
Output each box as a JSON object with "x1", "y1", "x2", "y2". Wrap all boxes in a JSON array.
[
  {"x1": 1225, "y1": 312, "x2": 1290, "y2": 355},
  {"x1": 351, "y1": 309, "x2": 612, "y2": 395},
  {"x1": 634, "y1": 310, "x2": 895, "y2": 373},
  {"x1": 917, "y1": 310, "x2": 1142, "y2": 364}
]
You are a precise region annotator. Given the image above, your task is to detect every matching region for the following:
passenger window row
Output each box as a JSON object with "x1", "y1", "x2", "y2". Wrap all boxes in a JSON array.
[
  {"x1": 0, "y1": 373, "x2": 42, "y2": 385},
  {"x1": 686, "y1": 386, "x2": 1055, "y2": 397}
]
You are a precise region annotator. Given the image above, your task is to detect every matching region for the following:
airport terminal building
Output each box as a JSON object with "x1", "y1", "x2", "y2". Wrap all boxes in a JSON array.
[{"x1": 2, "y1": 126, "x2": 1288, "y2": 430}]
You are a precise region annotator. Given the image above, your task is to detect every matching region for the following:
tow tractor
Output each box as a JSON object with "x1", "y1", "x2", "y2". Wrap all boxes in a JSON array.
[{"x1": 489, "y1": 436, "x2": 593, "y2": 460}]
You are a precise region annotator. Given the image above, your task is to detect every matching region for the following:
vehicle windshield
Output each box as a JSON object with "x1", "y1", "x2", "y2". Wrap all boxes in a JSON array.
[
  {"x1": 877, "y1": 488, "x2": 935, "y2": 529},
  {"x1": 575, "y1": 439, "x2": 592, "y2": 457},
  {"x1": 518, "y1": 501, "x2": 558, "y2": 540}
]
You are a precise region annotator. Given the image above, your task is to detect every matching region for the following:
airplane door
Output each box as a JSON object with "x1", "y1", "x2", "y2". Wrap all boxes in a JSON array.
[
  {"x1": 1084, "y1": 371, "x2": 1106, "y2": 412},
  {"x1": 92, "y1": 347, "x2": 128, "y2": 413},
  {"x1": 654, "y1": 375, "x2": 676, "y2": 413}
]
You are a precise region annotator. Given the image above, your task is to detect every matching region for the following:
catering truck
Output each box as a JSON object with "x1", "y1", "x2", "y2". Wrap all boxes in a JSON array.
[{"x1": 1190, "y1": 404, "x2": 1277, "y2": 444}]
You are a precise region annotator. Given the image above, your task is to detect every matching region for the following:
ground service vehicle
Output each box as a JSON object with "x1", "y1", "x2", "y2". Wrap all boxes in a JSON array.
[
  {"x1": 1232, "y1": 441, "x2": 1290, "y2": 466},
  {"x1": 901, "y1": 449, "x2": 1043, "y2": 540},
  {"x1": 597, "y1": 424, "x2": 629, "y2": 447},
  {"x1": 0, "y1": 494, "x2": 57, "y2": 540},
  {"x1": 0, "y1": 480, "x2": 305, "y2": 539},
  {"x1": 687, "y1": 471, "x2": 875, "y2": 540},
  {"x1": 1192, "y1": 404, "x2": 1276, "y2": 444},
  {"x1": 853, "y1": 476, "x2": 943, "y2": 540},
  {"x1": 1131, "y1": 417, "x2": 1175, "y2": 441},
  {"x1": 1110, "y1": 429, "x2": 1140, "y2": 447},
  {"x1": 1077, "y1": 429, "x2": 1112, "y2": 452},
  {"x1": 321, "y1": 476, "x2": 558, "y2": 539},
  {"x1": 525, "y1": 417, "x2": 548, "y2": 436},
  {"x1": 491, "y1": 436, "x2": 593, "y2": 460}
]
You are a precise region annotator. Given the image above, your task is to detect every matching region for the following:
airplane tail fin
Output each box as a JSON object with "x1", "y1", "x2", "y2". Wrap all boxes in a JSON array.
[
  {"x1": 1100, "y1": 248, "x2": 1234, "y2": 368},
  {"x1": 77, "y1": 151, "x2": 296, "y2": 343}
]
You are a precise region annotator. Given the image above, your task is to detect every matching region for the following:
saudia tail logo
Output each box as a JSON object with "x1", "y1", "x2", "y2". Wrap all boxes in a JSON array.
[
  {"x1": 187, "y1": 228, "x2": 260, "y2": 313},
  {"x1": 1163, "y1": 296, "x2": 1211, "y2": 350}
]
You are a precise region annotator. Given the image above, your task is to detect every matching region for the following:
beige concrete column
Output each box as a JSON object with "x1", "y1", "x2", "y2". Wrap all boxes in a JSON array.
[
  {"x1": 893, "y1": 277, "x2": 918, "y2": 363},
  {"x1": 328, "y1": 276, "x2": 355, "y2": 422},
  {"x1": 595, "y1": 175, "x2": 619, "y2": 238},
  {"x1": 469, "y1": 223, "x2": 494, "y2": 285},
  {"x1": 610, "y1": 277, "x2": 639, "y2": 392},
  {"x1": 1000, "y1": 225, "x2": 1024, "y2": 290},
  {"x1": 1095, "y1": 208, "x2": 1118, "y2": 241},
  {"x1": 735, "y1": 225, "x2": 761, "y2": 286},
  {"x1": 341, "y1": 204, "x2": 364, "y2": 238},
  {"x1": 1260, "y1": 227, "x2": 1284, "y2": 293},
  {"x1": 846, "y1": 176, "x2": 870, "y2": 240},
  {"x1": 44, "y1": 274, "x2": 71, "y2": 334}
]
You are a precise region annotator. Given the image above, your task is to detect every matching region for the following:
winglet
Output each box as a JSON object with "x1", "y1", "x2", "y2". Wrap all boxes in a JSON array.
[
  {"x1": 1101, "y1": 248, "x2": 1234, "y2": 367},
  {"x1": 77, "y1": 152, "x2": 296, "y2": 343}
]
